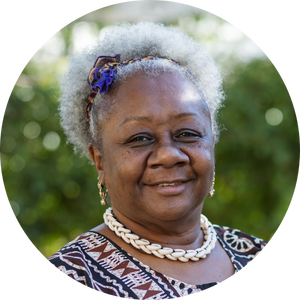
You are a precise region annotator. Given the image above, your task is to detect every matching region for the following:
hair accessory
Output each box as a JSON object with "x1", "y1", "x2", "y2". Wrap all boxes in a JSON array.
[
  {"x1": 87, "y1": 54, "x2": 121, "y2": 93},
  {"x1": 104, "y1": 207, "x2": 217, "y2": 262},
  {"x1": 209, "y1": 172, "x2": 215, "y2": 198},
  {"x1": 86, "y1": 55, "x2": 182, "y2": 124},
  {"x1": 97, "y1": 177, "x2": 108, "y2": 205}
]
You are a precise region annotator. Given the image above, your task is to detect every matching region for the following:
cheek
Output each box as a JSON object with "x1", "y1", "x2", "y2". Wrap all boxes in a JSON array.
[
  {"x1": 102, "y1": 148, "x2": 144, "y2": 189},
  {"x1": 189, "y1": 142, "x2": 215, "y2": 167}
]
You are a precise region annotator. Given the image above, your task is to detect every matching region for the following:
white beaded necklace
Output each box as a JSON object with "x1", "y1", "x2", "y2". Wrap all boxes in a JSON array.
[{"x1": 104, "y1": 207, "x2": 217, "y2": 262}]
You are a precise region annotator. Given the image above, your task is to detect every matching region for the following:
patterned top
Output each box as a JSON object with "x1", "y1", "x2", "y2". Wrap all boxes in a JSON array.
[{"x1": 49, "y1": 225, "x2": 266, "y2": 299}]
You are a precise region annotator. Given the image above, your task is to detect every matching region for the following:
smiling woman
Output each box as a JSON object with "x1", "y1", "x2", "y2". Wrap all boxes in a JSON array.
[{"x1": 49, "y1": 22, "x2": 266, "y2": 298}]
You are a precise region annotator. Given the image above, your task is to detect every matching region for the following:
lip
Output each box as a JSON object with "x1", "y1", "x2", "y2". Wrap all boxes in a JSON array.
[
  {"x1": 149, "y1": 178, "x2": 190, "y2": 186},
  {"x1": 145, "y1": 179, "x2": 192, "y2": 196}
]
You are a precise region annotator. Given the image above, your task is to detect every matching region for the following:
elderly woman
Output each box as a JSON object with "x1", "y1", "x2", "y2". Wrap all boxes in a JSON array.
[{"x1": 49, "y1": 22, "x2": 266, "y2": 298}]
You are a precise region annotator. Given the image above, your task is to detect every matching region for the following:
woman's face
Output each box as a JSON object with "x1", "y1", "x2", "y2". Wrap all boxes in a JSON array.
[{"x1": 92, "y1": 71, "x2": 215, "y2": 228}]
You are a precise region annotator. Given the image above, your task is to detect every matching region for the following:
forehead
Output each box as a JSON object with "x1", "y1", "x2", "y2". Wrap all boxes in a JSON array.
[{"x1": 109, "y1": 71, "x2": 211, "y2": 121}]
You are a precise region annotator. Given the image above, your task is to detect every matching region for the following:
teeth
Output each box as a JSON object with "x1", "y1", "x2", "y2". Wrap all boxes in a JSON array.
[{"x1": 158, "y1": 182, "x2": 182, "y2": 187}]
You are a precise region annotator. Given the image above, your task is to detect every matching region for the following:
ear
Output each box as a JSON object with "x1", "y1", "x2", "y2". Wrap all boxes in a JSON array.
[{"x1": 88, "y1": 144, "x2": 105, "y2": 185}]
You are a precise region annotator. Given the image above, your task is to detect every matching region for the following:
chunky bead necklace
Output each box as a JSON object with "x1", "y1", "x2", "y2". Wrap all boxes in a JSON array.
[{"x1": 103, "y1": 207, "x2": 217, "y2": 262}]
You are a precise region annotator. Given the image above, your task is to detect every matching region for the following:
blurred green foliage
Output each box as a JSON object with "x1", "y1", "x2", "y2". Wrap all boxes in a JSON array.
[
  {"x1": 203, "y1": 59, "x2": 299, "y2": 239},
  {"x1": 1, "y1": 3, "x2": 299, "y2": 257}
]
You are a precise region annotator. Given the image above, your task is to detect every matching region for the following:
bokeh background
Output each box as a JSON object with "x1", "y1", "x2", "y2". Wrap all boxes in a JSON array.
[{"x1": 1, "y1": 1, "x2": 299, "y2": 258}]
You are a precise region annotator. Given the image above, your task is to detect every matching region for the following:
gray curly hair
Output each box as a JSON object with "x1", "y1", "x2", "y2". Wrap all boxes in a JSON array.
[{"x1": 59, "y1": 22, "x2": 225, "y2": 159}]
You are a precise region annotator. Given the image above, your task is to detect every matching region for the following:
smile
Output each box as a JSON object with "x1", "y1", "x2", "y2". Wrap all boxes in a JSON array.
[
  {"x1": 158, "y1": 182, "x2": 182, "y2": 187},
  {"x1": 146, "y1": 180, "x2": 191, "y2": 196}
]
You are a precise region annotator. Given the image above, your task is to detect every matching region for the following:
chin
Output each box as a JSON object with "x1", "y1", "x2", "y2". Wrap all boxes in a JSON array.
[{"x1": 145, "y1": 201, "x2": 202, "y2": 223}]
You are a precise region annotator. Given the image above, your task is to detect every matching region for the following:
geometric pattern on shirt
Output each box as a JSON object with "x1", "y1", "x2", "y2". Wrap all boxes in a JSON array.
[
  {"x1": 49, "y1": 225, "x2": 267, "y2": 299},
  {"x1": 223, "y1": 230, "x2": 255, "y2": 252}
]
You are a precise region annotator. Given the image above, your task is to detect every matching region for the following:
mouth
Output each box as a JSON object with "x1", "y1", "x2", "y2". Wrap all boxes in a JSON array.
[
  {"x1": 146, "y1": 179, "x2": 192, "y2": 195},
  {"x1": 148, "y1": 178, "x2": 192, "y2": 186},
  {"x1": 157, "y1": 181, "x2": 184, "y2": 187}
]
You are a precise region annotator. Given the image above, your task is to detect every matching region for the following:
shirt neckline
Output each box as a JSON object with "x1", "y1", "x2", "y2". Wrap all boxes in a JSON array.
[{"x1": 86, "y1": 225, "x2": 237, "y2": 288}]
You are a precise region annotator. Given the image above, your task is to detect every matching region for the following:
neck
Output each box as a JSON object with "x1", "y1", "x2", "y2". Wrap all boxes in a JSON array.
[{"x1": 110, "y1": 205, "x2": 205, "y2": 249}]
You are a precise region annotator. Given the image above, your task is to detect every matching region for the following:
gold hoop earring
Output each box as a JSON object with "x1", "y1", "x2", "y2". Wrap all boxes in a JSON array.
[
  {"x1": 97, "y1": 177, "x2": 108, "y2": 205},
  {"x1": 209, "y1": 172, "x2": 215, "y2": 198}
]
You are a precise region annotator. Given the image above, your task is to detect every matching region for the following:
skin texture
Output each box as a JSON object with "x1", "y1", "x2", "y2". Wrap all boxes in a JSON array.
[{"x1": 89, "y1": 71, "x2": 234, "y2": 284}]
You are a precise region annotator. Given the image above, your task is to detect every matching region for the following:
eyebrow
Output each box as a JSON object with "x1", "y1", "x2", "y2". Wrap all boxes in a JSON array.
[
  {"x1": 120, "y1": 112, "x2": 200, "y2": 127},
  {"x1": 172, "y1": 112, "x2": 199, "y2": 120}
]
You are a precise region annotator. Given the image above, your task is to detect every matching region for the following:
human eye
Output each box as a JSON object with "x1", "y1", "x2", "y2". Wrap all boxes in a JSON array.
[
  {"x1": 178, "y1": 131, "x2": 198, "y2": 137},
  {"x1": 126, "y1": 134, "x2": 154, "y2": 146},
  {"x1": 174, "y1": 130, "x2": 202, "y2": 142}
]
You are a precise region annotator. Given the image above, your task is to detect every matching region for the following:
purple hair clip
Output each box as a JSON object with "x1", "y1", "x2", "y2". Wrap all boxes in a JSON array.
[{"x1": 87, "y1": 54, "x2": 121, "y2": 94}]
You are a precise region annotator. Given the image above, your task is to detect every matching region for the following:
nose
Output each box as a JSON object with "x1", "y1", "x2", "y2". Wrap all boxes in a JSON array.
[{"x1": 147, "y1": 140, "x2": 189, "y2": 169}]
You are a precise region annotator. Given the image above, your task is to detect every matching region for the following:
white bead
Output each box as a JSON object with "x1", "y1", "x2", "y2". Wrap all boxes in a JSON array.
[
  {"x1": 140, "y1": 245, "x2": 152, "y2": 254},
  {"x1": 205, "y1": 244, "x2": 212, "y2": 253},
  {"x1": 184, "y1": 250, "x2": 197, "y2": 258},
  {"x1": 165, "y1": 254, "x2": 178, "y2": 260},
  {"x1": 202, "y1": 240, "x2": 210, "y2": 248},
  {"x1": 130, "y1": 239, "x2": 141, "y2": 250},
  {"x1": 108, "y1": 223, "x2": 115, "y2": 232},
  {"x1": 135, "y1": 239, "x2": 150, "y2": 246},
  {"x1": 117, "y1": 227, "x2": 131, "y2": 234},
  {"x1": 157, "y1": 248, "x2": 173, "y2": 255},
  {"x1": 190, "y1": 256, "x2": 200, "y2": 261},
  {"x1": 146, "y1": 244, "x2": 162, "y2": 251},
  {"x1": 195, "y1": 249, "x2": 207, "y2": 258},
  {"x1": 125, "y1": 233, "x2": 140, "y2": 240},
  {"x1": 110, "y1": 228, "x2": 121, "y2": 236},
  {"x1": 171, "y1": 249, "x2": 186, "y2": 258},
  {"x1": 152, "y1": 250, "x2": 165, "y2": 259},
  {"x1": 120, "y1": 232, "x2": 130, "y2": 244},
  {"x1": 178, "y1": 256, "x2": 189, "y2": 262}
]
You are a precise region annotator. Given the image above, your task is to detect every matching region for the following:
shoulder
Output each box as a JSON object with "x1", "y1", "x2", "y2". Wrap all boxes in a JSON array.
[
  {"x1": 214, "y1": 225, "x2": 267, "y2": 251},
  {"x1": 48, "y1": 231, "x2": 117, "y2": 264},
  {"x1": 48, "y1": 231, "x2": 114, "y2": 285},
  {"x1": 49, "y1": 231, "x2": 142, "y2": 295},
  {"x1": 213, "y1": 225, "x2": 267, "y2": 270}
]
